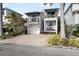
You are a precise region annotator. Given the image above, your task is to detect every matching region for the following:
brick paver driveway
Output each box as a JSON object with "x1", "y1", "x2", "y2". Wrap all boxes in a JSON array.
[{"x1": 0, "y1": 34, "x2": 49, "y2": 46}]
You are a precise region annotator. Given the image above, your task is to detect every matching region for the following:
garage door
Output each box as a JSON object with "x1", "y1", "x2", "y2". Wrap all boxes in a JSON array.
[{"x1": 29, "y1": 24, "x2": 40, "y2": 34}]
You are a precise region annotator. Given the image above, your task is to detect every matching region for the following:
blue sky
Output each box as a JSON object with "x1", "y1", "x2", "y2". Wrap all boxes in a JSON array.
[{"x1": 3, "y1": 3, "x2": 70, "y2": 18}]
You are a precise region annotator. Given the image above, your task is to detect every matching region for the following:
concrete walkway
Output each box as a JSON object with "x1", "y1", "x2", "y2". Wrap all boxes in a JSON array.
[{"x1": 0, "y1": 34, "x2": 49, "y2": 46}]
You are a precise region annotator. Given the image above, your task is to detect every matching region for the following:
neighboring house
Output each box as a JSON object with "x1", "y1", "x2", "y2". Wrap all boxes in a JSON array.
[
  {"x1": 64, "y1": 3, "x2": 79, "y2": 25},
  {"x1": 3, "y1": 8, "x2": 25, "y2": 32},
  {"x1": 25, "y1": 8, "x2": 59, "y2": 34},
  {"x1": 3, "y1": 8, "x2": 23, "y2": 24}
]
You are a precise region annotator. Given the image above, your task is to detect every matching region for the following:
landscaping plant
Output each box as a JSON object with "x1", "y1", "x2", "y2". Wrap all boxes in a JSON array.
[{"x1": 48, "y1": 34, "x2": 79, "y2": 48}]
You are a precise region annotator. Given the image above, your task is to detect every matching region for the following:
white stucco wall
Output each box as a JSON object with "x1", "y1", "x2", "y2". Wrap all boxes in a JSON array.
[
  {"x1": 64, "y1": 4, "x2": 79, "y2": 25},
  {"x1": 75, "y1": 12, "x2": 79, "y2": 24},
  {"x1": 65, "y1": 6, "x2": 75, "y2": 25}
]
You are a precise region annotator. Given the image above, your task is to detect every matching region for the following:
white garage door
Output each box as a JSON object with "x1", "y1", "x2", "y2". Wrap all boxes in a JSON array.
[{"x1": 29, "y1": 24, "x2": 40, "y2": 34}]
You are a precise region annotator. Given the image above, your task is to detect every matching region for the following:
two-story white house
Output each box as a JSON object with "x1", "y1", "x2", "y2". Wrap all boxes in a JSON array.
[
  {"x1": 44, "y1": 8, "x2": 59, "y2": 34},
  {"x1": 25, "y1": 8, "x2": 59, "y2": 34},
  {"x1": 64, "y1": 3, "x2": 79, "y2": 25}
]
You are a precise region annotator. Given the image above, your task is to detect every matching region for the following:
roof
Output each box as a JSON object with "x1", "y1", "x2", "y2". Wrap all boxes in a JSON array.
[
  {"x1": 25, "y1": 12, "x2": 41, "y2": 17},
  {"x1": 4, "y1": 8, "x2": 23, "y2": 16},
  {"x1": 64, "y1": 4, "x2": 79, "y2": 15},
  {"x1": 44, "y1": 8, "x2": 59, "y2": 13},
  {"x1": 64, "y1": 4, "x2": 72, "y2": 15}
]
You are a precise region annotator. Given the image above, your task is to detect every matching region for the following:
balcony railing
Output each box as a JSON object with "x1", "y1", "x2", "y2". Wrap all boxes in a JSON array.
[
  {"x1": 25, "y1": 18, "x2": 39, "y2": 25},
  {"x1": 45, "y1": 26, "x2": 56, "y2": 31},
  {"x1": 29, "y1": 17, "x2": 39, "y2": 22}
]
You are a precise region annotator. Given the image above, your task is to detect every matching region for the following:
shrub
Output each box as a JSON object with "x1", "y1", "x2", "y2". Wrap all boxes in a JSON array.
[
  {"x1": 73, "y1": 24, "x2": 79, "y2": 37},
  {"x1": 65, "y1": 25, "x2": 74, "y2": 38},
  {"x1": 73, "y1": 31, "x2": 79, "y2": 37},
  {"x1": 0, "y1": 35, "x2": 8, "y2": 40},
  {"x1": 3, "y1": 23, "x2": 13, "y2": 34},
  {"x1": 10, "y1": 32, "x2": 17, "y2": 36},
  {"x1": 48, "y1": 34, "x2": 79, "y2": 48},
  {"x1": 10, "y1": 30, "x2": 24, "y2": 36},
  {"x1": 1, "y1": 35, "x2": 7, "y2": 39}
]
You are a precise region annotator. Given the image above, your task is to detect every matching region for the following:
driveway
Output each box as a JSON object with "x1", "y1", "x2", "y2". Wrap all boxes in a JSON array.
[
  {"x1": 0, "y1": 34, "x2": 49, "y2": 46},
  {"x1": 0, "y1": 34, "x2": 79, "y2": 56}
]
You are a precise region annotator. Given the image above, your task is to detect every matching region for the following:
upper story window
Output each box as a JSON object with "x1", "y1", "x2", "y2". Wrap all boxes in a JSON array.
[
  {"x1": 31, "y1": 17, "x2": 39, "y2": 22},
  {"x1": 47, "y1": 12, "x2": 56, "y2": 17},
  {"x1": 44, "y1": 9, "x2": 59, "y2": 18}
]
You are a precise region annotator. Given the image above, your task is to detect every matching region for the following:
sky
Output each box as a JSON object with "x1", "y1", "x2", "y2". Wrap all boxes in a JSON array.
[{"x1": 3, "y1": 3, "x2": 70, "y2": 18}]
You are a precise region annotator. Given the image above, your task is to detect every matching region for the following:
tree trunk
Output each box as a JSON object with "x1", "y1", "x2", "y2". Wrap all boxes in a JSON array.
[
  {"x1": 0, "y1": 3, "x2": 3, "y2": 36},
  {"x1": 60, "y1": 3, "x2": 66, "y2": 39}
]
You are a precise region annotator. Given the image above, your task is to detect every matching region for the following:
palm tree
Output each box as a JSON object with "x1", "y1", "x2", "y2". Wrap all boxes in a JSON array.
[
  {"x1": 60, "y1": 3, "x2": 66, "y2": 39},
  {"x1": 44, "y1": 3, "x2": 66, "y2": 39},
  {"x1": 0, "y1": 3, "x2": 3, "y2": 36}
]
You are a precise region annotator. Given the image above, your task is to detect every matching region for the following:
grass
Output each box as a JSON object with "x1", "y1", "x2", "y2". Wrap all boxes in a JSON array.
[
  {"x1": 48, "y1": 34, "x2": 60, "y2": 47},
  {"x1": 48, "y1": 34, "x2": 79, "y2": 48},
  {"x1": 68, "y1": 37, "x2": 79, "y2": 48}
]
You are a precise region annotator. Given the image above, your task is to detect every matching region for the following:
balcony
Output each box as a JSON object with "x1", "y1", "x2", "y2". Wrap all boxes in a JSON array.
[
  {"x1": 46, "y1": 26, "x2": 56, "y2": 31},
  {"x1": 44, "y1": 20, "x2": 57, "y2": 32},
  {"x1": 25, "y1": 18, "x2": 39, "y2": 25}
]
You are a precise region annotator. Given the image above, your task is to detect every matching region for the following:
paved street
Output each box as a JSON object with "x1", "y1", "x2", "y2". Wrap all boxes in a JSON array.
[{"x1": 0, "y1": 43, "x2": 79, "y2": 56}]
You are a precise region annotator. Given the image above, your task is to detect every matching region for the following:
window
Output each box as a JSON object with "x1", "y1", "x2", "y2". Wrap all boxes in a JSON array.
[
  {"x1": 45, "y1": 20, "x2": 56, "y2": 31},
  {"x1": 47, "y1": 12, "x2": 55, "y2": 17},
  {"x1": 46, "y1": 20, "x2": 56, "y2": 26},
  {"x1": 31, "y1": 17, "x2": 39, "y2": 22},
  {"x1": 46, "y1": 21, "x2": 53, "y2": 26}
]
